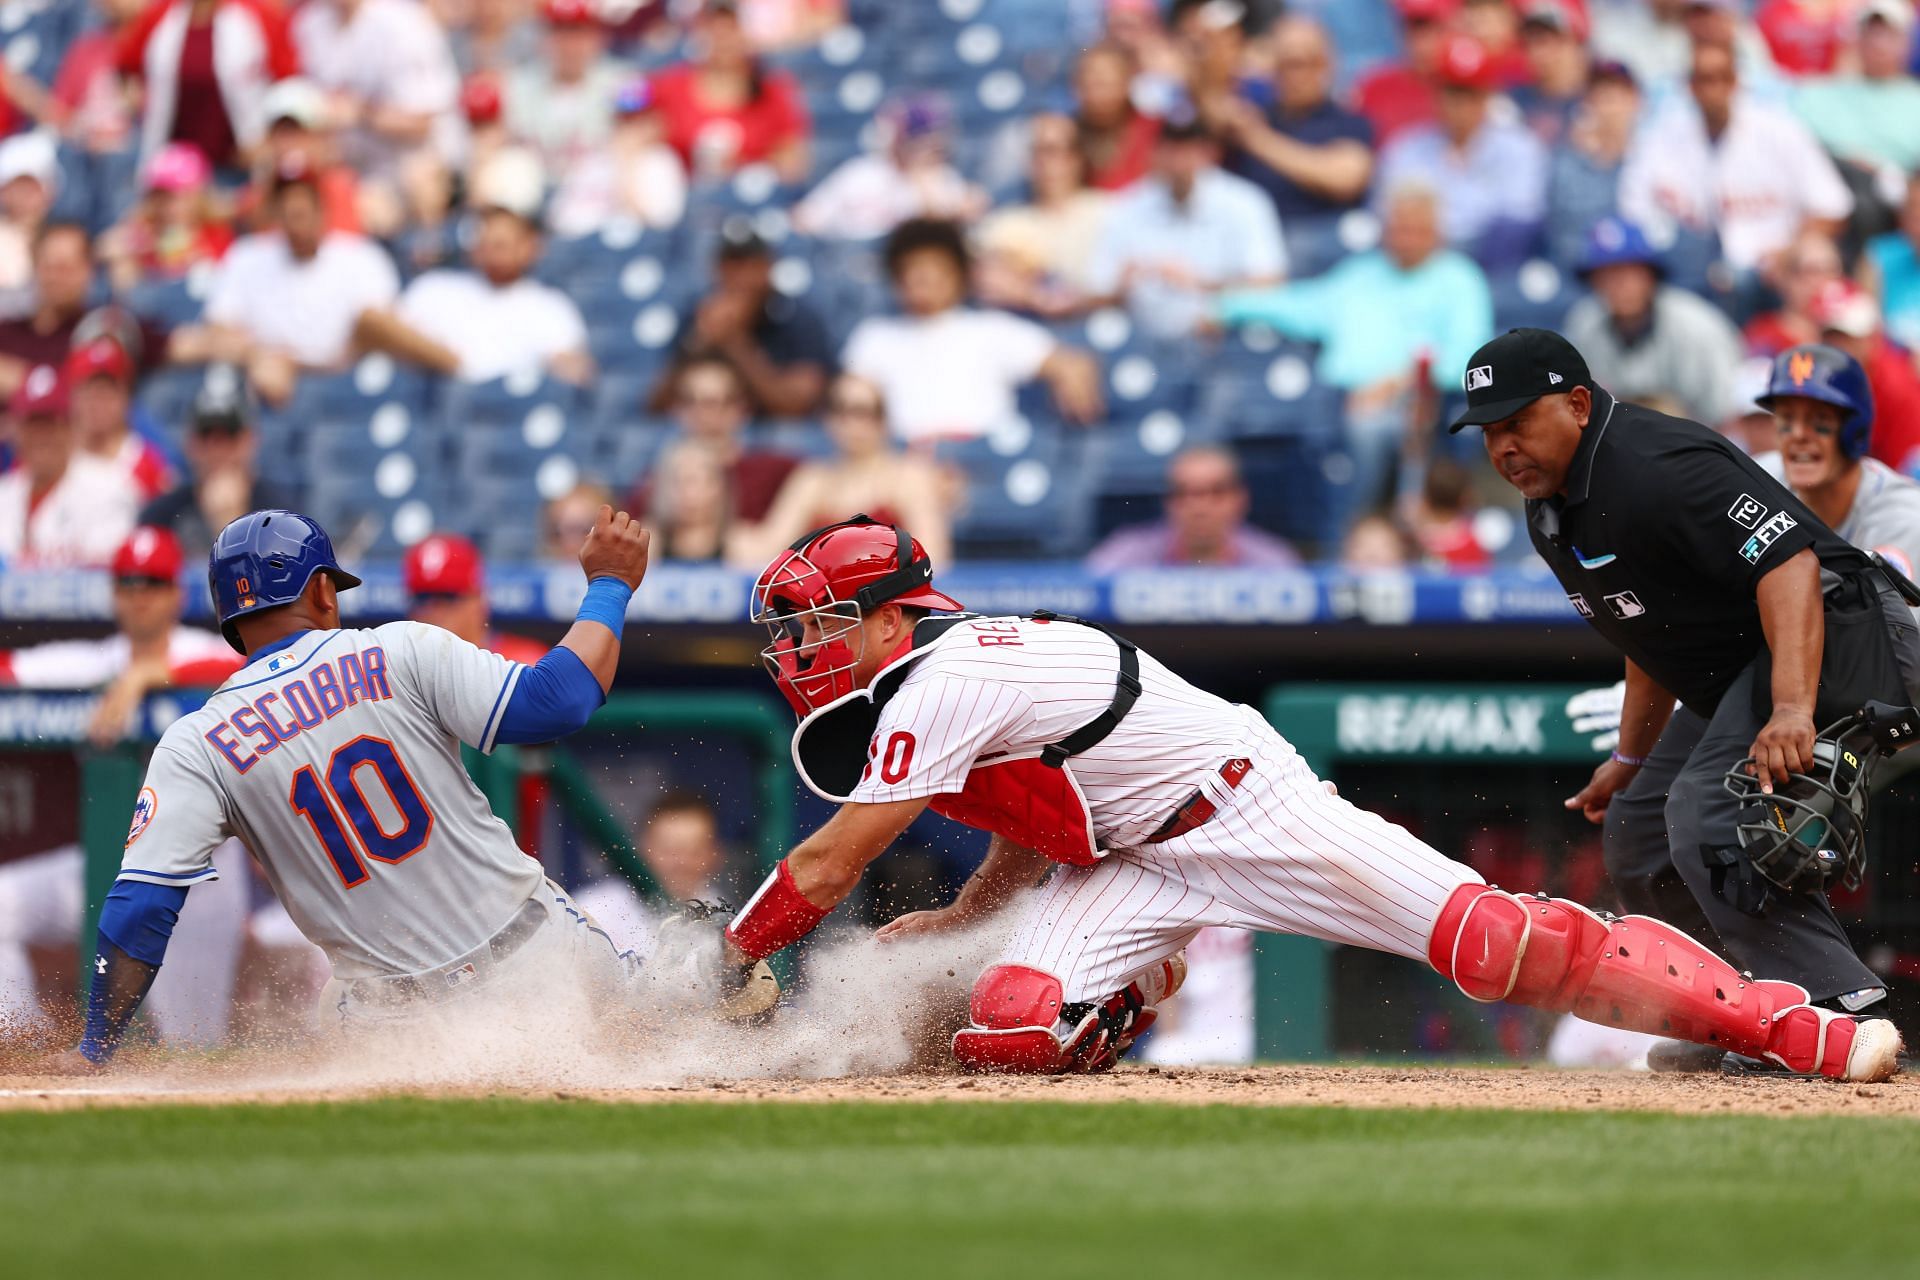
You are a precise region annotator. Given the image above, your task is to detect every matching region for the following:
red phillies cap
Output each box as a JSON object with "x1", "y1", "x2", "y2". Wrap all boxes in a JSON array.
[
  {"x1": 65, "y1": 336, "x2": 134, "y2": 387},
  {"x1": 10, "y1": 363, "x2": 67, "y2": 419},
  {"x1": 462, "y1": 75, "x2": 503, "y2": 124},
  {"x1": 404, "y1": 533, "x2": 485, "y2": 598},
  {"x1": 1436, "y1": 33, "x2": 1499, "y2": 91},
  {"x1": 113, "y1": 526, "x2": 185, "y2": 581},
  {"x1": 1397, "y1": 0, "x2": 1461, "y2": 23},
  {"x1": 541, "y1": 0, "x2": 598, "y2": 25}
]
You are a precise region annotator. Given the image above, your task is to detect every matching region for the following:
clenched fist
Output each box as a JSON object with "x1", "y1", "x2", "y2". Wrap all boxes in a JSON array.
[{"x1": 578, "y1": 505, "x2": 651, "y2": 591}]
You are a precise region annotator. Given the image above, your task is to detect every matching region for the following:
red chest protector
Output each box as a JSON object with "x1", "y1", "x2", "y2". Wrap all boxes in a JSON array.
[{"x1": 791, "y1": 613, "x2": 1143, "y2": 867}]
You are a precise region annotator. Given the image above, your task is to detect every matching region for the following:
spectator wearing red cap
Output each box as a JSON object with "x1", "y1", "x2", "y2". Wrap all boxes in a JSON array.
[
  {"x1": 0, "y1": 523, "x2": 248, "y2": 1046},
  {"x1": 502, "y1": 0, "x2": 634, "y2": 186},
  {"x1": 1373, "y1": 34, "x2": 1550, "y2": 263},
  {"x1": 172, "y1": 157, "x2": 399, "y2": 403},
  {"x1": 140, "y1": 370, "x2": 294, "y2": 560},
  {"x1": 1812, "y1": 279, "x2": 1920, "y2": 473},
  {"x1": 117, "y1": 0, "x2": 299, "y2": 172},
  {"x1": 0, "y1": 365, "x2": 140, "y2": 567},
  {"x1": 99, "y1": 142, "x2": 234, "y2": 294},
  {"x1": 1355, "y1": 0, "x2": 1457, "y2": 147},
  {"x1": 1511, "y1": 0, "x2": 1594, "y2": 144},
  {"x1": 403, "y1": 533, "x2": 549, "y2": 665},
  {"x1": 67, "y1": 338, "x2": 174, "y2": 502},
  {"x1": 549, "y1": 75, "x2": 688, "y2": 237},
  {"x1": 649, "y1": 0, "x2": 812, "y2": 184},
  {"x1": 1757, "y1": 0, "x2": 1853, "y2": 77}
]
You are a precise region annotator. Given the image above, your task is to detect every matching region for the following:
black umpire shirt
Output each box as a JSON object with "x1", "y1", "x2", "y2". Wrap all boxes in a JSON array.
[{"x1": 1527, "y1": 388, "x2": 1869, "y2": 716}]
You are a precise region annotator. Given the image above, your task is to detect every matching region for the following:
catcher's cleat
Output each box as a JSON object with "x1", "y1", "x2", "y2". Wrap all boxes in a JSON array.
[
  {"x1": 1646, "y1": 1039, "x2": 1729, "y2": 1075},
  {"x1": 1760, "y1": 1008, "x2": 1903, "y2": 1083}
]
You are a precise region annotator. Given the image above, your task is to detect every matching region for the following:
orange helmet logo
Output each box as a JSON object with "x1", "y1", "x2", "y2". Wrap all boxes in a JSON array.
[{"x1": 1789, "y1": 351, "x2": 1815, "y2": 387}]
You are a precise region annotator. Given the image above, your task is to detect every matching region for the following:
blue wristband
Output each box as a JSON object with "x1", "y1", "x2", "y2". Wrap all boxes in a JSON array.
[{"x1": 577, "y1": 576, "x2": 634, "y2": 636}]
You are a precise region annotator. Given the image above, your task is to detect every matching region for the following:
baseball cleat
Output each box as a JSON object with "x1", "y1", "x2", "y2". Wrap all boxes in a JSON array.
[{"x1": 1646, "y1": 1039, "x2": 1729, "y2": 1074}]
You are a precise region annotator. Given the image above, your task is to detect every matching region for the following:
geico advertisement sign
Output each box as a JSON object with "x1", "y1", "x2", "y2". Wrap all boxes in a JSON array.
[{"x1": 1111, "y1": 570, "x2": 1321, "y2": 624}]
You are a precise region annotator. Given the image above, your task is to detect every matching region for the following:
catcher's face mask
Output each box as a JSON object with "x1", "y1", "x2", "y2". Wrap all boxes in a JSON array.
[
  {"x1": 1725, "y1": 729, "x2": 1874, "y2": 895},
  {"x1": 752, "y1": 548, "x2": 868, "y2": 716}
]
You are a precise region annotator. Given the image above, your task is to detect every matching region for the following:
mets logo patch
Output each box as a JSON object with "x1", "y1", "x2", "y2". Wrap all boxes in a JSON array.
[{"x1": 125, "y1": 788, "x2": 158, "y2": 847}]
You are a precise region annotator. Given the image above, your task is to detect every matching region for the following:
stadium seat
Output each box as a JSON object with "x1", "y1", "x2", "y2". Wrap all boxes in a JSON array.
[
  {"x1": 937, "y1": 430, "x2": 1091, "y2": 558},
  {"x1": 1488, "y1": 258, "x2": 1582, "y2": 332}
]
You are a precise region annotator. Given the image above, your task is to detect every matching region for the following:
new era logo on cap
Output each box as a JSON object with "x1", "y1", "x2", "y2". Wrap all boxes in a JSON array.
[
  {"x1": 1548, "y1": 372, "x2": 1563, "y2": 385},
  {"x1": 1466, "y1": 365, "x2": 1493, "y2": 391}
]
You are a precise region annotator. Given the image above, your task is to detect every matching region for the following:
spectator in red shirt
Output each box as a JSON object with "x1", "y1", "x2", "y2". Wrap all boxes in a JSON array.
[
  {"x1": 119, "y1": 0, "x2": 300, "y2": 173},
  {"x1": 67, "y1": 337, "x2": 176, "y2": 503},
  {"x1": 45, "y1": 0, "x2": 149, "y2": 155},
  {"x1": 100, "y1": 143, "x2": 234, "y2": 293},
  {"x1": 1742, "y1": 228, "x2": 1844, "y2": 357},
  {"x1": 1756, "y1": 0, "x2": 1852, "y2": 76},
  {"x1": 1357, "y1": 0, "x2": 1457, "y2": 147},
  {"x1": 1814, "y1": 279, "x2": 1920, "y2": 473},
  {"x1": 649, "y1": 0, "x2": 810, "y2": 184},
  {"x1": 1075, "y1": 41, "x2": 1160, "y2": 190}
]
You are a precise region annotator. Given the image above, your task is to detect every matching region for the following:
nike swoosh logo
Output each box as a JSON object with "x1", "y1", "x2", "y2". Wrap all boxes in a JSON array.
[{"x1": 1577, "y1": 553, "x2": 1617, "y2": 569}]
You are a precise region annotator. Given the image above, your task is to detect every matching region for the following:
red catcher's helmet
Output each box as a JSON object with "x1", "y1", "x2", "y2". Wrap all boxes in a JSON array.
[{"x1": 752, "y1": 515, "x2": 964, "y2": 715}]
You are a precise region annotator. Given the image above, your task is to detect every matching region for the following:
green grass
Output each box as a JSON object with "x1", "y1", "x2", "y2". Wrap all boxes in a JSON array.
[{"x1": 3, "y1": 1099, "x2": 1915, "y2": 1279}]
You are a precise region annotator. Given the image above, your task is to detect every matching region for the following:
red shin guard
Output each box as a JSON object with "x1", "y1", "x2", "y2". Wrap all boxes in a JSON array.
[{"x1": 1427, "y1": 884, "x2": 1807, "y2": 1061}]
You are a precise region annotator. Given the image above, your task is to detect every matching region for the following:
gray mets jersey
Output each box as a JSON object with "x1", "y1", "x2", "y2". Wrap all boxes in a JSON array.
[
  {"x1": 117, "y1": 622, "x2": 542, "y2": 980},
  {"x1": 1836, "y1": 457, "x2": 1920, "y2": 585}
]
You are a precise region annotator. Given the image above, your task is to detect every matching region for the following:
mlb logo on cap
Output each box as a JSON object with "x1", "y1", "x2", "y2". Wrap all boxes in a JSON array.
[{"x1": 1466, "y1": 365, "x2": 1493, "y2": 392}]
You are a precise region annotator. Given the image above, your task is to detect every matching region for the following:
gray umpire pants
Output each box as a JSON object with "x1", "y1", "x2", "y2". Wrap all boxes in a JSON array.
[{"x1": 1602, "y1": 574, "x2": 1920, "y2": 1005}]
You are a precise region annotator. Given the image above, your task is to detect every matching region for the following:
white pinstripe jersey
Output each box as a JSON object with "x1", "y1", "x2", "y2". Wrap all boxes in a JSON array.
[
  {"x1": 117, "y1": 623, "x2": 542, "y2": 980},
  {"x1": 848, "y1": 616, "x2": 1258, "y2": 846}
]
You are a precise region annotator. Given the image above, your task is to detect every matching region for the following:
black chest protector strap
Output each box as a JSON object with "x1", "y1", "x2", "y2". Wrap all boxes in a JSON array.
[{"x1": 1031, "y1": 609, "x2": 1143, "y2": 768}]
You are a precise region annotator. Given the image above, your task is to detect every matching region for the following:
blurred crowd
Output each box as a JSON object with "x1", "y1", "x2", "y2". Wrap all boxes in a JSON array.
[{"x1": 0, "y1": 0, "x2": 1916, "y2": 577}]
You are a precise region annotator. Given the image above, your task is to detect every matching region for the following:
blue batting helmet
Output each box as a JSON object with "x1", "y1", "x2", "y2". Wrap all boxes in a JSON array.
[
  {"x1": 1757, "y1": 343, "x2": 1875, "y2": 461},
  {"x1": 209, "y1": 510, "x2": 362, "y2": 653}
]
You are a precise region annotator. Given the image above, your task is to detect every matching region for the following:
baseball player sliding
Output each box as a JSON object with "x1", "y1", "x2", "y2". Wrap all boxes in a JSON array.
[
  {"x1": 691, "y1": 516, "x2": 1901, "y2": 1080},
  {"x1": 54, "y1": 505, "x2": 772, "y2": 1070}
]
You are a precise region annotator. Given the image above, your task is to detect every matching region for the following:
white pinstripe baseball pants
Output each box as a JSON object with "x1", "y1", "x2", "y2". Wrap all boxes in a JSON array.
[{"x1": 996, "y1": 710, "x2": 1485, "y2": 1002}]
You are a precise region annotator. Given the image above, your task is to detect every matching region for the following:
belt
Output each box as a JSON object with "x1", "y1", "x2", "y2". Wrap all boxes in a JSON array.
[
  {"x1": 346, "y1": 896, "x2": 548, "y2": 1007},
  {"x1": 1146, "y1": 758, "x2": 1252, "y2": 844}
]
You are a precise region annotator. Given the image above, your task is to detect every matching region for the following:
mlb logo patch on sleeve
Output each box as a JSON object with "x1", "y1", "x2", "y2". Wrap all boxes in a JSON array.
[{"x1": 1604, "y1": 591, "x2": 1647, "y2": 620}]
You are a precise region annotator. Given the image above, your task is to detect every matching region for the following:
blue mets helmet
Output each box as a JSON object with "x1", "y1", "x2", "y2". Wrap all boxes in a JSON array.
[
  {"x1": 208, "y1": 510, "x2": 362, "y2": 653},
  {"x1": 1757, "y1": 343, "x2": 1875, "y2": 461}
]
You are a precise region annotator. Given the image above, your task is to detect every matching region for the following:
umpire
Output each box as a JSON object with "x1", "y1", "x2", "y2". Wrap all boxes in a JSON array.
[{"x1": 1452, "y1": 327, "x2": 1920, "y2": 1024}]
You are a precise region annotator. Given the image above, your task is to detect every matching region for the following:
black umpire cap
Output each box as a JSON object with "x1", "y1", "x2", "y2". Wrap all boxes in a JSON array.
[{"x1": 1449, "y1": 327, "x2": 1593, "y2": 432}]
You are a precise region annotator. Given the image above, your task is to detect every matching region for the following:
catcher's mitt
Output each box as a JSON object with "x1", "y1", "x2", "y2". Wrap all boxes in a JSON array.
[{"x1": 648, "y1": 900, "x2": 781, "y2": 1021}]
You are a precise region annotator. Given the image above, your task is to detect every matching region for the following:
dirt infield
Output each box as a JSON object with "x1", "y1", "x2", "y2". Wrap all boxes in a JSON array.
[{"x1": 3, "y1": 1062, "x2": 1917, "y2": 1117}]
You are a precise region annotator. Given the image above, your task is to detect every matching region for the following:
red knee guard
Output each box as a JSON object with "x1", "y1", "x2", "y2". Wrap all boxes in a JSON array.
[
  {"x1": 1427, "y1": 885, "x2": 1807, "y2": 1061},
  {"x1": 951, "y1": 959, "x2": 1185, "y2": 1075}
]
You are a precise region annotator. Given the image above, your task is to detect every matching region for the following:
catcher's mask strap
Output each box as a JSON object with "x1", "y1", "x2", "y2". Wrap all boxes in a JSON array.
[{"x1": 786, "y1": 513, "x2": 934, "y2": 613}]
